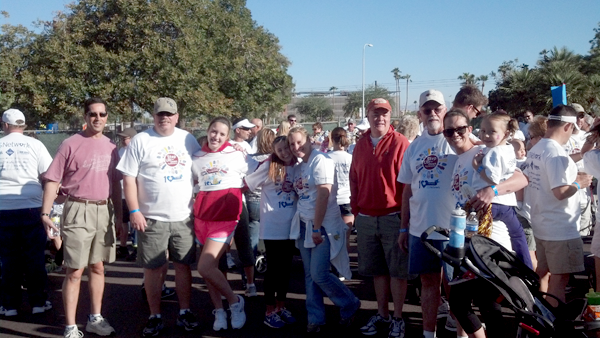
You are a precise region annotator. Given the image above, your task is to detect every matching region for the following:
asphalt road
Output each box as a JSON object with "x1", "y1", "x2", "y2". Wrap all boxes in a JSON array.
[{"x1": 0, "y1": 235, "x2": 544, "y2": 338}]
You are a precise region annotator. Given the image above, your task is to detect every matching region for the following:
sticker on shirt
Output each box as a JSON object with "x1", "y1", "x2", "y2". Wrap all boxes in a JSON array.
[
  {"x1": 199, "y1": 160, "x2": 229, "y2": 186},
  {"x1": 157, "y1": 146, "x2": 190, "y2": 182},
  {"x1": 415, "y1": 147, "x2": 449, "y2": 188},
  {"x1": 294, "y1": 175, "x2": 310, "y2": 201}
]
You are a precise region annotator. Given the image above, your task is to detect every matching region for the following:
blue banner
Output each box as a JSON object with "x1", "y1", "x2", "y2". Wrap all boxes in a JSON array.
[{"x1": 551, "y1": 84, "x2": 566, "y2": 108}]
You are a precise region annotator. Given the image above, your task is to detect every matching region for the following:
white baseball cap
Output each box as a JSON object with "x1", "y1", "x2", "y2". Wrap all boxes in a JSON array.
[
  {"x1": 2, "y1": 109, "x2": 26, "y2": 126},
  {"x1": 419, "y1": 89, "x2": 445, "y2": 108}
]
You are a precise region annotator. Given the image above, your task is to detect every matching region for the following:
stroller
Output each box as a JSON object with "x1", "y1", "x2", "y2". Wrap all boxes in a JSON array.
[{"x1": 421, "y1": 226, "x2": 600, "y2": 337}]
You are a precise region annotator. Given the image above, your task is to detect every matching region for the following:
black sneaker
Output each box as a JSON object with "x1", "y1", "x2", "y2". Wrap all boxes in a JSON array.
[
  {"x1": 177, "y1": 310, "x2": 199, "y2": 331},
  {"x1": 142, "y1": 316, "x2": 164, "y2": 337},
  {"x1": 116, "y1": 246, "x2": 129, "y2": 259}
]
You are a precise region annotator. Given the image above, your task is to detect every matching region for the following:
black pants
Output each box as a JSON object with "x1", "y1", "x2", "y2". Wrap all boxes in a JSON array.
[
  {"x1": 449, "y1": 278, "x2": 507, "y2": 338},
  {"x1": 263, "y1": 239, "x2": 295, "y2": 306}
]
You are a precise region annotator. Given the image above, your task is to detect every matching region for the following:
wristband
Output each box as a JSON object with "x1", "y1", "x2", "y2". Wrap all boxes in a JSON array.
[
  {"x1": 312, "y1": 228, "x2": 320, "y2": 233},
  {"x1": 477, "y1": 165, "x2": 485, "y2": 174},
  {"x1": 399, "y1": 228, "x2": 408, "y2": 233},
  {"x1": 129, "y1": 209, "x2": 140, "y2": 214},
  {"x1": 490, "y1": 185, "x2": 499, "y2": 196},
  {"x1": 573, "y1": 182, "x2": 581, "y2": 190},
  {"x1": 41, "y1": 213, "x2": 50, "y2": 217}
]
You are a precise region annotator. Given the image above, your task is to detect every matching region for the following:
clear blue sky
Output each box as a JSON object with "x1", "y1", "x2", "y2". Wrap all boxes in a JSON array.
[{"x1": 2, "y1": 0, "x2": 599, "y2": 111}]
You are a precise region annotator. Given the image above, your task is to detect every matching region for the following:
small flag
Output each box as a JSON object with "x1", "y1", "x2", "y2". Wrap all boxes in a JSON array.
[{"x1": 551, "y1": 84, "x2": 566, "y2": 108}]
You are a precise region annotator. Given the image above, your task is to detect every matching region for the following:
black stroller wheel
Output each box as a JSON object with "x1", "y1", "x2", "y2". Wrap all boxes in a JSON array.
[{"x1": 255, "y1": 254, "x2": 267, "y2": 274}]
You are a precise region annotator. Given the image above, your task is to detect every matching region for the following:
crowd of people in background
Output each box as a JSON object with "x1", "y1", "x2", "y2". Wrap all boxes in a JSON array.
[{"x1": 1, "y1": 84, "x2": 599, "y2": 338}]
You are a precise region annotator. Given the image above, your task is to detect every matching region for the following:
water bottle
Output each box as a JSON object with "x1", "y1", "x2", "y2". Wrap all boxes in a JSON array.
[
  {"x1": 465, "y1": 212, "x2": 479, "y2": 238},
  {"x1": 449, "y1": 208, "x2": 466, "y2": 249},
  {"x1": 50, "y1": 212, "x2": 60, "y2": 238}
]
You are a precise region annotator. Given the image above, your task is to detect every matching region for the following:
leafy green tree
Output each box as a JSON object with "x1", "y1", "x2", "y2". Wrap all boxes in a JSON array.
[
  {"x1": 458, "y1": 72, "x2": 476, "y2": 85},
  {"x1": 293, "y1": 96, "x2": 333, "y2": 121},
  {"x1": 342, "y1": 85, "x2": 394, "y2": 118},
  {"x1": 476, "y1": 75, "x2": 489, "y2": 92},
  {"x1": 1, "y1": 0, "x2": 293, "y2": 125}
]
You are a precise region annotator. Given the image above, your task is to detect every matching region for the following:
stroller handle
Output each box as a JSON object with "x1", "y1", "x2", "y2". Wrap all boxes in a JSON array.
[{"x1": 420, "y1": 226, "x2": 450, "y2": 259}]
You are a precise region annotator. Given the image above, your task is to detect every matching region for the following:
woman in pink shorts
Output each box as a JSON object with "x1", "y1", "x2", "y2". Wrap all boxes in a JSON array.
[{"x1": 192, "y1": 117, "x2": 249, "y2": 331}]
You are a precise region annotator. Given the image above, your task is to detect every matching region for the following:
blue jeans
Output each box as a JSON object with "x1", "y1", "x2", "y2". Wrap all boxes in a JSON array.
[
  {"x1": 246, "y1": 200, "x2": 260, "y2": 255},
  {"x1": 0, "y1": 208, "x2": 48, "y2": 309},
  {"x1": 297, "y1": 222, "x2": 359, "y2": 325}
]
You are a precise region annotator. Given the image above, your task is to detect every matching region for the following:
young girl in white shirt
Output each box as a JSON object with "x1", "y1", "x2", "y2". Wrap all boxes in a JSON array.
[{"x1": 472, "y1": 112, "x2": 532, "y2": 269}]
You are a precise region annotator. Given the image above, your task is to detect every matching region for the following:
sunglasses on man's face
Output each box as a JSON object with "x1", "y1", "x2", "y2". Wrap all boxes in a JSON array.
[
  {"x1": 442, "y1": 126, "x2": 469, "y2": 137},
  {"x1": 87, "y1": 112, "x2": 107, "y2": 118},
  {"x1": 289, "y1": 119, "x2": 297, "y2": 122}
]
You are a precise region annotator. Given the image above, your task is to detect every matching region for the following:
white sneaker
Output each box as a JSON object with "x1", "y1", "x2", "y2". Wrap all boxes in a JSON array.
[
  {"x1": 229, "y1": 295, "x2": 246, "y2": 329},
  {"x1": 212, "y1": 308, "x2": 227, "y2": 331},
  {"x1": 245, "y1": 284, "x2": 257, "y2": 297},
  {"x1": 32, "y1": 300, "x2": 52, "y2": 314},
  {"x1": 64, "y1": 326, "x2": 84, "y2": 338},
  {"x1": 0, "y1": 306, "x2": 18, "y2": 317},
  {"x1": 86, "y1": 315, "x2": 116, "y2": 336}
]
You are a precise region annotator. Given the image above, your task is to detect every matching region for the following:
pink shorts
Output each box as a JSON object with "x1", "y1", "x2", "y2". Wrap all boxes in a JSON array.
[{"x1": 194, "y1": 219, "x2": 237, "y2": 245}]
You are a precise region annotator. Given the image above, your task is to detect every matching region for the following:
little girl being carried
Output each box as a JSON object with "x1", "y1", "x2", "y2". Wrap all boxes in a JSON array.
[{"x1": 472, "y1": 112, "x2": 533, "y2": 269}]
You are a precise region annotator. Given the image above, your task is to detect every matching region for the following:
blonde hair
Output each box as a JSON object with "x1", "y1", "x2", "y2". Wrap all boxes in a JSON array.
[
  {"x1": 288, "y1": 126, "x2": 310, "y2": 141},
  {"x1": 256, "y1": 128, "x2": 275, "y2": 154},
  {"x1": 396, "y1": 115, "x2": 419, "y2": 141},
  {"x1": 269, "y1": 136, "x2": 291, "y2": 183},
  {"x1": 276, "y1": 121, "x2": 291, "y2": 136}
]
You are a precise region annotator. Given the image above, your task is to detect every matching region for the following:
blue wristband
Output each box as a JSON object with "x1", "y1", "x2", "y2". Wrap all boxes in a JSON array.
[
  {"x1": 477, "y1": 165, "x2": 485, "y2": 174},
  {"x1": 490, "y1": 185, "x2": 498, "y2": 196},
  {"x1": 573, "y1": 182, "x2": 581, "y2": 190},
  {"x1": 312, "y1": 228, "x2": 320, "y2": 233},
  {"x1": 129, "y1": 209, "x2": 140, "y2": 214},
  {"x1": 399, "y1": 228, "x2": 408, "y2": 233}
]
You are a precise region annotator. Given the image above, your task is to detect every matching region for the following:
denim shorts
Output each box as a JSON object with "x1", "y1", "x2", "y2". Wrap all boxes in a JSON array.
[{"x1": 408, "y1": 234, "x2": 453, "y2": 281}]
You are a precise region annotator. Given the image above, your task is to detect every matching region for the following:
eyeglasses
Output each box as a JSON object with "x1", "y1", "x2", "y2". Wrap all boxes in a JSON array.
[
  {"x1": 442, "y1": 126, "x2": 469, "y2": 137},
  {"x1": 156, "y1": 112, "x2": 175, "y2": 117},
  {"x1": 87, "y1": 112, "x2": 107, "y2": 118},
  {"x1": 421, "y1": 107, "x2": 445, "y2": 115},
  {"x1": 472, "y1": 105, "x2": 482, "y2": 117}
]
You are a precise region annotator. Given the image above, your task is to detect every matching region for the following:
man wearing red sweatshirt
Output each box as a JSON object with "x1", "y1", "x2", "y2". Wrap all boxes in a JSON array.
[{"x1": 350, "y1": 98, "x2": 411, "y2": 338}]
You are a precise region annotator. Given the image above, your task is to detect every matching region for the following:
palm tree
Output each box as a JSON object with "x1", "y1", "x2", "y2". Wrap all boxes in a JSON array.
[
  {"x1": 401, "y1": 74, "x2": 411, "y2": 113},
  {"x1": 477, "y1": 75, "x2": 489, "y2": 92},
  {"x1": 330, "y1": 86, "x2": 338, "y2": 116},
  {"x1": 391, "y1": 68, "x2": 402, "y2": 116},
  {"x1": 458, "y1": 72, "x2": 476, "y2": 85}
]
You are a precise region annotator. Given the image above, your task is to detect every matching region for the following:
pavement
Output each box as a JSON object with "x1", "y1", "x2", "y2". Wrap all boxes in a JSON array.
[{"x1": 0, "y1": 234, "x2": 572, "y2": 338}]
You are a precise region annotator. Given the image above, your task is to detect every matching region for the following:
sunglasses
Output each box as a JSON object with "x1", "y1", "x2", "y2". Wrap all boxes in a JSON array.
[
  {"x1": 443, "y1": 125, "x2": 469, "y2": 137},
  {"x1": 156, "y1": 112, "x2": 175, "y2": 117},
  {"x1": 472, "y1": 105, "x2": 482, "y2": 117},
  {"x1": 288, "y1": 119, "x2": 297, "y2": 122},
  {"x1": 87, "y1": 112, "x2": 107, "y2": 118},
  {"x1": 421, "y1": 107, "x2": 445, "y2": 115}
]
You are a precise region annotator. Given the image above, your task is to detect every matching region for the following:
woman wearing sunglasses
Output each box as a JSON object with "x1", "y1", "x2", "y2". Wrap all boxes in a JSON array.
[{"x1": 443, "y1": 109, "x2": 528, "y2": 338}]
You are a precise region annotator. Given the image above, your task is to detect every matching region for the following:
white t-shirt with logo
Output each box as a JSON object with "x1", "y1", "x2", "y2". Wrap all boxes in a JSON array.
[
  {"x1": 524, "y1": 138, "x2": 580, "y2": 241},
  {"x1": 397, "y1": 131, "x2": 457, "y2": 240},
  {"x1": 293, "y1": 150, "x2": 340, "y2": 223},
  {"x1": 327, "y1": 150, "x2": 352, "y2": 205},
  {"x1": 471, "y1": 144, "x2": 518, "y2": 206},
  {"x1": 192, "y1": 145, "x2": 248, "y2": 192},
  {"x1": 0, "y1": 133, "x2": 53, "y2": 210},
  {"x1": 450, "y1": 144, "x2": 512, "y2": 250},
  {"x1": 230, "y1": 140, "x2": 253, "y2": 155},
  {"x1": 117, "y1": 128, "x2": 201, "y2": 222},
  {"x1": 245, "y1": 160, "x2": 297, "y2": 240}
]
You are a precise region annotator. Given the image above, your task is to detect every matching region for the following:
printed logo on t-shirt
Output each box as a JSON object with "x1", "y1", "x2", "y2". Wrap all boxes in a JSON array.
[
  {"x1": 276, "y1": 175, "x2": 295, "y2": 208},
  {"x1": 294, "y1": 175, "x2": 310, "y2": 201},
  {"x1": 157, "y1": 146, "x2": 189, "y2": 182},
  {"x1": 82, "y1": 153, "x2": 112, "y2": 172},
  {"x1": 452, "y1": 164, "x2": 474, "y2": 208},
  {"x1": 415, "y1": 146, "x2": 449, "y2": 189},
  {"x1": 199, "y1": 160, "x2": 229, "y2": 186}
]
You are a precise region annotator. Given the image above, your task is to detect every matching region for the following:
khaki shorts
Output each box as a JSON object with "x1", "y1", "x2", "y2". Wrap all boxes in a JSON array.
[
  {"x1": 356, "y1": 214, "x2": 412, "y2": 279},
  {"x1": 61, "y1": 200, "x2": 116, "y2": 269},
  {"x1": 535, "y1": 237, "x2": 584, "y2": 274},
  {"x1": 138, "y1": 217, "x2": 196, "y2": 269}
]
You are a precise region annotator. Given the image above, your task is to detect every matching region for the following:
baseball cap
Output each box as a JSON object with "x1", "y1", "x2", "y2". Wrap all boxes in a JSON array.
[
  {"x1": 232, "y1": 118, "x2": 256, "y2": 130},
  {"x1": 367, "y1": 98, "x2": 392, "y2": 113},
  {"x1": 571, "y1": 103, "x2": 585, "y2": 114},
  {"x1": 356, "y1": 118, "x2": 370, "y2": 131},
  {"x1": 153, "y1": 97, "x2": 177, "y2": 115},
  {"x1": 419, "y1": 89, "x2": 445, "y2": 108},
  {"x1": 117, "y1": 127, "x2": 137, "y2": 138},
  {"x1": 2, "y1": 109, "x2": 26, "y2": 126},
  {"x1": 347, "y1": 118, "x2": 356, "y2": 124}
]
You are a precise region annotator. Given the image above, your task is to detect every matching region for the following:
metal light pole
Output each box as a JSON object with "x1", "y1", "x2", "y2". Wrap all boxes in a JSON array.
[{"x1": 362, "y1": 43, "x2": 373, "y2": 119}]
